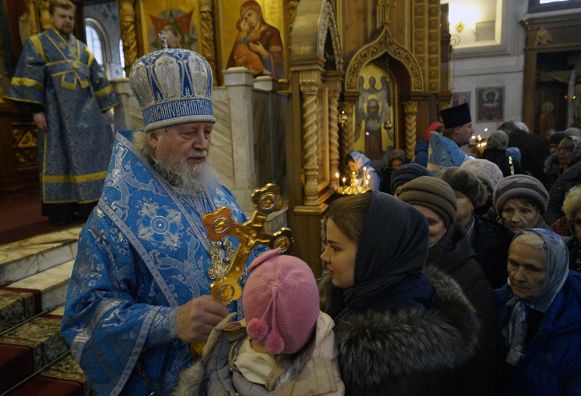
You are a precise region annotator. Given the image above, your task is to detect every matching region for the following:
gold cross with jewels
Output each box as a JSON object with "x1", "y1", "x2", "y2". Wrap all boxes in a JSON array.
[
  {"x1": 203, "y1": 183, "x2": 293, "y2": 303},
  {"x1": 191, "y1": 183, "x2": 292, "y2": 356}
]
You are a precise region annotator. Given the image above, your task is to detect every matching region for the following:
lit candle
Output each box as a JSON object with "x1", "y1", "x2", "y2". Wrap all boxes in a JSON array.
[{"x1": 342, "y1": 177, "x2": 346, "y2": 186}]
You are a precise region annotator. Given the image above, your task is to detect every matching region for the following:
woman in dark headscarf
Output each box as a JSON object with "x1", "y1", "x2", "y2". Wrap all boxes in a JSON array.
[
  {"x1": 320, "y1": 191, "x2": 480, "y2": 395},
  {"x1": 497, "y1": 228, "x2": 581, "y2": 396}
]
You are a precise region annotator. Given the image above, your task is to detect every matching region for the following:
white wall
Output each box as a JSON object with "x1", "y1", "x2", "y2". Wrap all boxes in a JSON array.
[{"x1": 448, "y1": 0, "x2": 529, "y2": 138}]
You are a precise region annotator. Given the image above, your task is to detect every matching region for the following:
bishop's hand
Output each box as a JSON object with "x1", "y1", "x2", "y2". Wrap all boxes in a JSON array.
[{"x1": 175, "y1": 295, "x2": 229, "y2": 343}]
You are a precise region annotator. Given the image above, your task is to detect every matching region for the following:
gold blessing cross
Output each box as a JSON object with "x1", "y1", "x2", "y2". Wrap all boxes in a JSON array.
[
  {"x1": 191, "y1": 184, "x2": 292, "y2": 357},
  {"x1": 202, "y1": 183, "x2": 293, "y2": 304}
]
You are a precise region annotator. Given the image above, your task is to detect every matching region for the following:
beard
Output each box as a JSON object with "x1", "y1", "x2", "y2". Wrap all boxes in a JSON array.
[{"x1": 154, "y1": 149, "x2": 216, "y2": 193}]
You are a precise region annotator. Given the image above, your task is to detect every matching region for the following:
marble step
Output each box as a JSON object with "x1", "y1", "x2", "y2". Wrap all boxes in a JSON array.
[
  {"x1": 0, "y1": 313, "x2": 69, "y2": 394},
  {"x1": 0, "y1": 260, "x2": 74, "y2": 332},
  {"x1": 0, "y1": 226, "x2": 82, "y2": 286},
  {"x1": 8, "y1": 260, "x2": 75, "y2": 312}
]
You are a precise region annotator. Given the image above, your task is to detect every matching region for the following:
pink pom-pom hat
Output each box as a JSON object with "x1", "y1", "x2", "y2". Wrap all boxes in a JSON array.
[{"x1": 243, "y1": 249, "x2": 319, "y2": 355}]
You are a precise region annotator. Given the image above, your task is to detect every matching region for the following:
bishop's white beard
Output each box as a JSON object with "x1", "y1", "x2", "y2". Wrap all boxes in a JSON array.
[{"x1": 154, "y1": 151, "x2": 217, "y2": 193}]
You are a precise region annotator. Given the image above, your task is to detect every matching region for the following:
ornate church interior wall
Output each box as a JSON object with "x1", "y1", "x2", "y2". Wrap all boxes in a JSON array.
[{"x1": 445, "y1": 0, "x2": 528, "y2": 138}]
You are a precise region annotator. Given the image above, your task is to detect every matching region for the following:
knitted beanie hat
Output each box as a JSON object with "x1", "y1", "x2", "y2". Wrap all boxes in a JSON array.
[
  {"x1": 487, "y1": 131, "x2": 509, "y2": 150},
  {"x1": 493, "y1": 174, "x2": 549, "y2": 215},
  {"x1": 436, "y1": 166, "x2": 485, "y2": 208},
  {"x1": 460, "y1": 159, "x2": 504, "y2": 192},
  {"x1": 243, "y1": 249, "x2": 319, "y2": 355},
  {"x1": 391, "y1": 163, "x2": 432, "y2": 193},
  {"x1": 398, "y1": 176, "x2": 457, "y2": 227}
]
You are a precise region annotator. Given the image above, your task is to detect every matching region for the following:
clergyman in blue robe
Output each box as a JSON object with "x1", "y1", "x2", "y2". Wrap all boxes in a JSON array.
[
  {"x1": 61, "y1": 47, "x2": 259, "y2": 395},
  {"x1": 7, "y1": 0, "x2": 118, "y2": 224}
]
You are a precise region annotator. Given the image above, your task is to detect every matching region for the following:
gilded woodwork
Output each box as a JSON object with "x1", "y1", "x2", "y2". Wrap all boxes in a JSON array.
[
  {"x1": 412, "y1": 1, "x2": 427, "y2": 90},
  {"x1": 376, "y1": 0, "x2": 395, "y2": 28},
  {"x1": 199, "y1": 0, "x2": 217, "y2": 80},
  {"x1": 427, "y1": 0, "x2": 440, "y2": 92},
  {"x1": 344, "y1": 25, "x2": 424, "y2": 94},
  {"x1": 403, "y1": 101, "x2": 418, "y2": 158},
  {"x1": 437, "y1": 96, "x2": 451, "y2": 112},
  {"x1": 533, "y1": 27, "x2": 554, "y2": 48},
  {"x1": 118, "y1": 0, "x2": 138, "y2": 76},
  {"x1": 287, "y1": 0, "x2": 344, "y2": 274},
  {"x1": 342, "y1": 101, "x2": 355, "y2": 156},
  {"x1": 299, "y1": 69, "x2": 321, "y2": 206},
  {"x1": 290, "y1": 0, "x2": 343, "y2": 73},
  {"x1": 327, "y1": 77, "x2": 341, "y2": 188},
  {"x1": 24, "y1": 0, "x2": 41, "y2": 37},
  {"x1": 289, "y1": 0, "x2": 300, "y2": 31},
  {"x1": 411, "y1": 0, "x2": 441, "y2": 93},
  {"x1": 316, "y1": 91, "x2": 326, "y2": 188},
  {"x1": 40, "y1": 0, "x2": 50, "y2": 30}
]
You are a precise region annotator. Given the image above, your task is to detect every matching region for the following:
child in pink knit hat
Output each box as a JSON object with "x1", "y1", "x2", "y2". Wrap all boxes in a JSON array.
[{"x1": 174, "y1": 249, "x2": 344, "y2": 395}]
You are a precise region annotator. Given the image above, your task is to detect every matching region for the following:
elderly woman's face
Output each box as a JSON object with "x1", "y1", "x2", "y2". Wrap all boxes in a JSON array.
[
  {"x1": 500, "y1": 198, "x2": 541, "y2": 234},
  {"x1": 508, "y1": 239, "x2": 547, "y2": 300}
]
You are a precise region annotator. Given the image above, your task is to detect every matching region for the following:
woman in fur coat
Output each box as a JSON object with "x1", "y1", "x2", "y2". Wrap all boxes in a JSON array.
[{"x1": 320, "y1": 191, "x2": 481, "y2": 395}]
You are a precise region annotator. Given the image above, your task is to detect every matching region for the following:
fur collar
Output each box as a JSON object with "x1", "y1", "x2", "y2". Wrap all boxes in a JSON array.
[{"x1": 330, "y1": 267, "x2": 479, "y2": 390}]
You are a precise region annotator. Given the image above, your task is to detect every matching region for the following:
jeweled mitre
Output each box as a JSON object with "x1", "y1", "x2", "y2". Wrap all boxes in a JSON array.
[{"x1": 129, "y1": 48, "x2": 216, "y2": 132}]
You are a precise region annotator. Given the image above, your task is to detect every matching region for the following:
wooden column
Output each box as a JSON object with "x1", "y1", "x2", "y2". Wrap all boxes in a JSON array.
[
  {"x1": 327, "y1": 76, "x2": 341, "y2": 188},
  {"x1": 118, "y1": 0, "x2": 138, "y2": 75},
  {"x1": 199, "y1": 0, "x2": 217, "y2": 83},
  {"x1": 299, "y1": 69, "x2": 321, "y2": 206},
  {"x1": 403, "y1": 101, "x2": 418, "y2": 158}
]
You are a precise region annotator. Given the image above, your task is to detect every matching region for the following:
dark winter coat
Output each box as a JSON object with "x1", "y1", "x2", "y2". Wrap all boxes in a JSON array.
[
  {"x1": 482, "y1": 148, "x2": 511, "y2": 177},
  {"x1": 427, "y1": 224, "x2": 499, "y2": 395},
  {"x1": 545, "y1": 156, "x2": 581, "y2": 225},
  {"x1": 544, "y1": 154, "x2": 561, "y2": 188},
  {"x1": 496, "y1": 272, "x2": 581, "y2": 396},
  {"x1": 471, "y1": 215, "x2": 513, "y2": 288},
  {"x1": 508, "y1": 130, "x2": 549, "y2": 185},
  {"x1": 322, "y1": 267, "x2": 480, "y2": 396}
]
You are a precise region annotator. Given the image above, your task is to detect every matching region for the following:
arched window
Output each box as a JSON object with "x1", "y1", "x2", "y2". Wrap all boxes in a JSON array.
[
  {"x1": 85, "y1": 25, "x2": 104, "y2": 64},
  {"x1": 84, "y1": 18, "x2": 110, "y2": 66},
  {"x1": 118, "y1": 39, "x2": 126, "y2": 77}
]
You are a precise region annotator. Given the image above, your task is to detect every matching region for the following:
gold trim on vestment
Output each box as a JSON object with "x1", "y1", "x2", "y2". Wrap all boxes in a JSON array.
[
  {"x1": 2, "y1": 96, "x2": 43, "y2": 105},
  {"x1": 42, "y1": 171, "x2": 107, "y2": 183},
  {"x1": 30, "y1": 35, "x2": 47, "y2": 62},
  {"x1": 87, "y1": 48, "x2": 94, "y2": 67},
  {"x1": 95, "y1": 85, "x2": 113, "y2": 97},
  {"x1": 45, "y1": 30, "x2": 88, "y2": 90},
  {"x1": 9, "y1": 77, "x2": 44, "y2": 90}
]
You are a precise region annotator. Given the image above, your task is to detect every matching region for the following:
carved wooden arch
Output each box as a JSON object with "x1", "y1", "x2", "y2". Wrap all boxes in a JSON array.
[
  {"x1": 290, "y1": 0, "x2": 343, "y2": 72},
  {"x1": 344, "y1": 25, "x2": 424, "y2": 93}
]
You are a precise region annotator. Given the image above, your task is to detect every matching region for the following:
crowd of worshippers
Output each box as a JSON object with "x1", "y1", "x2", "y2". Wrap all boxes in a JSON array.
[
  {"x1": 55, "y1": 32, "x2": 580, "y2": 394},
  {"x1": 320, "y1": 103, "x2": 581, "y2": 395}
]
